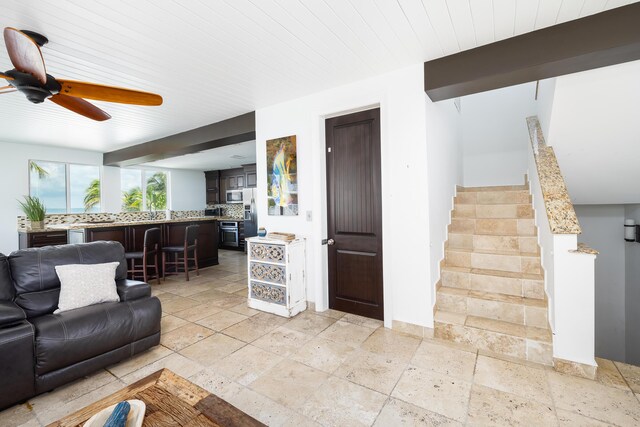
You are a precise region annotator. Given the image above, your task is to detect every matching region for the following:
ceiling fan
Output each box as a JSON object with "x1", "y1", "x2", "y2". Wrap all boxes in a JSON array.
[{"x1": 0, "y1": 27, "x2": 162, "y2": 121}]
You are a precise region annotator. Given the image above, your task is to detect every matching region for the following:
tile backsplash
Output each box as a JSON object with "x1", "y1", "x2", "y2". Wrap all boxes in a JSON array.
[
  {"x1": 17, "y1": 210, "x2": 209, "y2": 229},
  {"x1": 206, "y1": 203, "x2": 244, "y2": 219}
]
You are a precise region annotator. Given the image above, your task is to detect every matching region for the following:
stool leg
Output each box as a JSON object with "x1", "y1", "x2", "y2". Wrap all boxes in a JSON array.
[
  {"x1": 184, "y1": 247, "x2": 189, "y2": 282},
  {"x1": 155, "y1": 252, "x2": 161, "y2": 285},
  {"x1": 162, "y1": 252, "x2": 166, "y2": 282},
  {"x1": 195, "y1": 247, "x2": 199, "y2": 276},
  {"x1": 143, "y1": 252, "x2": 148, "y2": 284}
]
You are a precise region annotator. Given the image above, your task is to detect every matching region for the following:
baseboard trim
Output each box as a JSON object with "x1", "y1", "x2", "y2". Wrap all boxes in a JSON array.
[
  {"x1": 392, "y1": 320, "x2": 434, "y2": 339},
  {"x1": 553, "y1": 357, "x2": 597, "y2": 380}
]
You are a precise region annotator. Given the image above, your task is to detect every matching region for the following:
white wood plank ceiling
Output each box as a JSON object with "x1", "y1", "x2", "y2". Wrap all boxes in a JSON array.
[{"x1": 0, "y1": 0, "x2": 635, "y2": 152}]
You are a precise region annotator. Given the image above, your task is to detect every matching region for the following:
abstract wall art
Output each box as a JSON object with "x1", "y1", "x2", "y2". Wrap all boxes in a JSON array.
[{"x1": 266, "y1": 135, "x2": 298, "y2": 216}]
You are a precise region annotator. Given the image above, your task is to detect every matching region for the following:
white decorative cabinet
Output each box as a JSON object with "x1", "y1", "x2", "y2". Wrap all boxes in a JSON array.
[{"x1": 246, "y1": 237, "x2": 306, "y2": 317}]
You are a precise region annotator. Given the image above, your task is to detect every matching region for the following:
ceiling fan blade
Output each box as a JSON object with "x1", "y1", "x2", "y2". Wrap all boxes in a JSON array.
[
  {"x1": 0, "y1": 72, "x2": 14, "y2": 81},
  {"x1": 57, "y1": 79, "x2": 163, "y2": 106},
  {"x1": 3, "y1": 27, "x2": 47, "y2": 84},
  {"x1": 49, "y1": 94, "x2": 111, "y2": 121},
  {"x1": 0, "y1": 86, "x2": 16, "y2": 94}
]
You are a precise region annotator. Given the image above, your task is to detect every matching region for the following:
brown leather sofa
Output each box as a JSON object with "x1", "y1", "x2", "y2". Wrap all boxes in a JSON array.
[{"x1": 0, "y1": 241, "x2": 161, "y2": 410}]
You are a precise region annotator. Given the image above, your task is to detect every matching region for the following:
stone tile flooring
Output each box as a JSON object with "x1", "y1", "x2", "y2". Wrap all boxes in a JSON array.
[{"x1": 3, "y1": 250, "x2": 640, "y2": 426}]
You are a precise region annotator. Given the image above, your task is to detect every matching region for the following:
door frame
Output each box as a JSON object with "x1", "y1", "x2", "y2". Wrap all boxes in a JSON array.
[{"x1": 315, "y1": 102, "x2": 392, "y2": 328}]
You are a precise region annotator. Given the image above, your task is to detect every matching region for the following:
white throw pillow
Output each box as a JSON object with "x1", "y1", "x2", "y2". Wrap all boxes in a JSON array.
[{"x1": 54, "y1": 262, "x2": 121, "y2": 314}]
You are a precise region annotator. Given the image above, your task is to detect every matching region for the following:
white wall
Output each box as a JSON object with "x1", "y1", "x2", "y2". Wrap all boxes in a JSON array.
[
  {"x1": 625, "y1": 204, "x2": 640, "y2": 365},
  {"x1": 545, "y1": 60, "x2": 640, "y2": 204},
  {"x1": 574, "y1": 205, "x2": 627, "y2": 362},
  {"x1": 255, "y1": 63, "x2": 461, "y2": 328},
  {"x1": 536, "y1": 78, "x2": 556, "y2": 141},
  {"x1": 0, "y1": 141, "x2": 102, "y2": 255},
  {"x1": 165, "y1": 169, "x2": 205, "y2": 211},
  {"x1": 460, "y1": 83, "x2": 538, "y2": 187},
  {"x1": 0, "y1": 141, "x2": 206, "y2": 255},
  {"x1": 426, "y1": 97, "x2": 462, "y2": 304}
]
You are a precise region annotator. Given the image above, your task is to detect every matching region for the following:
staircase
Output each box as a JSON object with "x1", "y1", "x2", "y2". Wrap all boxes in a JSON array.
[{"x1": 434, "y1": 184, "x2": 553, "y2": 365}]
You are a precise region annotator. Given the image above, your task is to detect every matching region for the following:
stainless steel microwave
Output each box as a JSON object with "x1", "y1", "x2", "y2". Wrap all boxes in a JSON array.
[{"x1": 226, "y1": 190, "x2": 243, "y2": 204}]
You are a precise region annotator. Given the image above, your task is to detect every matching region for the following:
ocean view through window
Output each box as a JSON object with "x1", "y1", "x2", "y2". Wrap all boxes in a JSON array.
[{"x1": 29, "y1": 160, "x2": 101, "y2": 214}]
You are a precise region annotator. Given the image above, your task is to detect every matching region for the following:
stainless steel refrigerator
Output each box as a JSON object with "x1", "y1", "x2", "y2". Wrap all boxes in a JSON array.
[{"x1": 242, "y1": 188, "x2": 258, "y2": 240}]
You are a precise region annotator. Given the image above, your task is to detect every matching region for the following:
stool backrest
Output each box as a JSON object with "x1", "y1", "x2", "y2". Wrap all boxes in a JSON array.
[
  {"x1": 144, "y1": 227, "x2": 161, "y2": 253},
  {"x1": 185, "y1": 225, "x2": 199, "y2": 248}
]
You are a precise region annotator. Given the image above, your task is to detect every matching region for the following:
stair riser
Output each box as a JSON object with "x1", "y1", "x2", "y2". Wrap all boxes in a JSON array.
[
  {"x1": 452, "y1": 204, "x2": 534, "y2": 219},
  {"x1": 458, "y1": 185, "x2": 529, "y2": 193},
  {"x1": 441, "y1": 270, "x2": 545, "y2": 300},
  {"x1": 434, "y1": 322, "x2": 552, "y2": 365},
  {"x1": 455, "y1": 191, "x2": 531, "y2": 205},
  {"x1": 449, "y1": 219, "x2": 537, "y2": 236},
  {"x1": 436, "y1": 291, "x2": 549, "y2": 328},
  {"x1": 445, "y1": 250, "x2": 542, "y2": 274},
  {"x1": 447, "y1": 234, "x2": 539, "y2": 254},
  {"x1": 467, "y1": 297, "x2": 523, "y2": 323}
]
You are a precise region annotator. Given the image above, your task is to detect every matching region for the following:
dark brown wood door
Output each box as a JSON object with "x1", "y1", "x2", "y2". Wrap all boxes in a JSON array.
[{"x1": 326, "y1": 108, "x2": 383, "y2": 320}]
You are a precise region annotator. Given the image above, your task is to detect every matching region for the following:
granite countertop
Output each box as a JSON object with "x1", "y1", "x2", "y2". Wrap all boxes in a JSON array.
[
  {"x1": 19, "y1": 216, "x2": 244, "y2": 233},
  {"x1": 570, "y1": 243, "x2": 599, "y2": 255},
  {"x1": 526, "y1": 116, "x2": 582, "y2": 235}
]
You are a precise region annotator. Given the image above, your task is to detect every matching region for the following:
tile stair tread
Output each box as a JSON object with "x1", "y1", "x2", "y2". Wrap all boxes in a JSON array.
[
  {"x1": 456, "y1": 185, "x2": 529, "y2": 192},
  {"x1": 447, "y1": 226, "x2": 539, "y2": 237},
  {"x1": 441, "y1": 265, "x2": 543, "y2": 281},
  {"x1": 434, "y1": 310, "x2": 551, "y2": 343},
  {"x1": 437, "y1": 286, "x2": 547, "y2": 307},
  {"x1": 445, "y1": 247, "x2": 540, "y2": 258}
]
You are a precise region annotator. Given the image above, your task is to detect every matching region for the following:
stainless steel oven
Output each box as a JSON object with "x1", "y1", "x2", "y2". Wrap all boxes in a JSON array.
[{"x1": 220, "y1": 221, "x2": 239, "y2": 247}]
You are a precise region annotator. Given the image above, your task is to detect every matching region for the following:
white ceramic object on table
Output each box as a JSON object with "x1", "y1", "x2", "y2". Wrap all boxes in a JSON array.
[{"x1": 83, "y1": 399, "x2": 146, "y2": 427}]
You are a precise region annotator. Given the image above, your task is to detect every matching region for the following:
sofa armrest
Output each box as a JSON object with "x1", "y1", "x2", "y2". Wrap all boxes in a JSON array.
[
  {"x1": 115, "y1": 279, "x2": 151, "y2": 301},
  {"x1": 0, "y1": 300, "x2": 26, "y2": 328}
]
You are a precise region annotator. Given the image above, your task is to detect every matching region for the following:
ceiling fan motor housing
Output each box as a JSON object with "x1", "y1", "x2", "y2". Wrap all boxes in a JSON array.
[
  {"x1": 20, "y1": 30, "x2": 48, "y2": 47},
  {"x1": 3, "y1": 69, "x2": 61, "y2": 103}
]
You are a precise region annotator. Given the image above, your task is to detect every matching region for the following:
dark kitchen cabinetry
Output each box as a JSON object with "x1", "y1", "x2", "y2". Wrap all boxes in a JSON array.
[
  {"x1": 205, "y1": 170, "x2": 221, "y2": 204},
  {"x1": 164, "y1": 220, "x2": 219, "y2": 267},
  {"x1": 221, "y1": 167, "x2": 246, "y2": 190},
  {"x1": 244, "y1": 164, "x2": 257, "y2": 188},
  {"x1": 68, "y1": 220, "x2": 219, "y2": 270},
  {"x1": 18, "y1": 230, "x2": 68, "y2": 249},
  {"x1": 205, "y1": 163, "x2": 257, "y2": 204}
]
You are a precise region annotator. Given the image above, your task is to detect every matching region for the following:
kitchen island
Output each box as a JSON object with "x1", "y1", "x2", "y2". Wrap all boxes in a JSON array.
[{"x1": 18, "y1": 217, "x2": 228, "y2": 270}]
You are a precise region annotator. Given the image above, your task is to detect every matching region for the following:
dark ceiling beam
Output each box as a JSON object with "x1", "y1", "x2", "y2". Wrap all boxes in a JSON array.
[
  {"x1": 424, "y1": 3, "x2": 640, "y2": 101},
  {"x1": 103, "y1": 112, "x2": 256, "y2": 167}
]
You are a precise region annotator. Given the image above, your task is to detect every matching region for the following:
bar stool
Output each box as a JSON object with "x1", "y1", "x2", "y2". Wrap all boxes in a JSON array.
[
  {"x1": 162, "y1": 224, "x2": 199, "y2": 281},
  {"x1": 125, "y1": 227, "x2": 161, "y2": 284}
]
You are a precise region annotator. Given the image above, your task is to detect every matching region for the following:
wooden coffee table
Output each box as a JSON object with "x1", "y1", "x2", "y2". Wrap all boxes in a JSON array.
[{"x1": 47, "y1": 369, "x2": 265, "y2": 427}]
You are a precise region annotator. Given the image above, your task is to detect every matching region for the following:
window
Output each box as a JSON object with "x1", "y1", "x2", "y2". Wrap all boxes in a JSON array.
[
  {"x1": 29, "y1": 160, "x2": 101, "y2": 213},
  {"x1": 121, "y1": 169, "x2": 142, "y2": 212},
  {"x1": 70, "y1": 164, "x2": 101, "y2": 213},
  {"x1": 145, "y1": 170, "x2": 167, "y2": 211},
  {"x1": 121, "y1": 169, "x2": 168, "y2": 212}
]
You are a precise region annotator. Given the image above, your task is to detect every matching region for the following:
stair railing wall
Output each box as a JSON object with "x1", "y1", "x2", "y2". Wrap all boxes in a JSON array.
[{"x1": 526, "y1": 116, "x2": 597, "y2": 369}]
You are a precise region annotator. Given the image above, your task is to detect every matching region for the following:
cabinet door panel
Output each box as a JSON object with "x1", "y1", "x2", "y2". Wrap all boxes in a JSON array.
[
  {"x1": 229, "y1": 176, "x2": 237, "y2": 189},
  {"x1": 237, "y1": 175, "x2": 245, "y2": 188},
  {"x1": 246, "y1": 172, "x2": 257, "y2": 188},
  {"x1": 86, "y1": 228, "x2": 127, "y2": 247}
]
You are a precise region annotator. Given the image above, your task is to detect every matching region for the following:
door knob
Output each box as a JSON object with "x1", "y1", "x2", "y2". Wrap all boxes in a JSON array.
[{"x1": 327, "y1": 239, "x2": 335, "y2": 246}]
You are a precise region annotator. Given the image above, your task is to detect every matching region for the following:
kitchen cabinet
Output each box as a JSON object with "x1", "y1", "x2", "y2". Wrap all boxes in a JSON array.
[
  {"x1": 18, "y1": 230, "x2": 68, "y2": 249},
  {"x1": 205, "y1": 171, "x2": 221, "y2": 204},
  {"x1": 244, "y1": 164, "x2": 257, "y2": 188},
  {"x1": 246, "y1": 237, "x2": 306, "y2": 317},
  {"x1": 68, "y1": 220, "x2": 219, "y2": 270},
  {"x1": 164, "y1": 220, "x2": 219, "y2": 267},
  {"x1": 206, "y1": 164, "x2": 256, "y2": 203},
  {"x1": 239, "y1": 221, "x2": 245, "y2": 251},
  {"x1": 228, "y1": 176, "x2": 237, "y2": 189}
]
